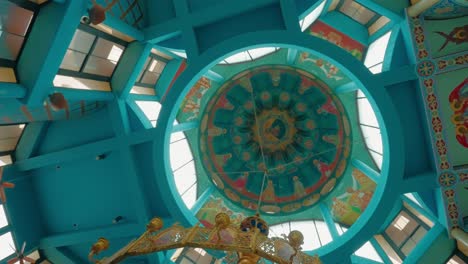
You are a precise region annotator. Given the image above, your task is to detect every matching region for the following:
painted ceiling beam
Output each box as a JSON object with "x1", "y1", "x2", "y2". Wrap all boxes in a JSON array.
[
  {"x1": 287, "y1": 48, "x2": 298, "y2": 65},
  {"x1": 378, "y1": 64, "x2": 418, "y2": 87},
  {"x1": 111, "y1": 42, "x2": 153, "y2": 99},
  {"x1": 39, "y1": 222, "x2": 141, "y2": 248},
  {"x1": 173, "y1": 0, "x2": 199, "y2": 60},
  {"x1": 190, "y1": 186, "x2": 215, "y2": 214},
  {"x1": 354, "y1": 0, "x2": 403, "y2": 23},
  {"x1": 102, "y1": 15, "x2": 145, "y2": 41},
  {"x1": 17, "y1": 0, "x2": 86, "y2": 107},
  {"x1": 53, "y1": 87, "x2": 116, "y2": 102},
  {"x1": 15, "y1": 121, "x2": 49, "y2": 161},
  {"x1": 0, "y1": 83, "x2": 26, "y2": 99},
  {"x1": 334, "y1": 81, "x2": 357, "y2": 94},
  {"x1": 204, "y1": 70, "x2": 225, "y2": 83}
]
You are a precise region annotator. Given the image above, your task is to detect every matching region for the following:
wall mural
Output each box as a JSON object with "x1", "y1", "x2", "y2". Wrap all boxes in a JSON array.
[
  {"x1": 305, "y1": 20, "x2": 366, "y2": 61},
  {"x1": 409, "y1": 14, "x2": 468, "y2": 231},
  {"x1": 422, "y1": 0, "x2": 468, "y2": 20},
  {"x1": 177, "y1": 77, "x2": 212, "y2": 122},
  {"x1": 331, "y1": 168, "x2": 376, "y2": 226},
  {"x1": 449, "y1": 78, "x2": 467, "y2": 148},
  {"x1": 199, "y1": 65, "x2": 351, "y2": 215},
  {"x1": 196, "y1": 196, "x2": 247, "y2": 228},
  {"x1": 425, "y1": 17, "x2": 468, "y2": 58}
]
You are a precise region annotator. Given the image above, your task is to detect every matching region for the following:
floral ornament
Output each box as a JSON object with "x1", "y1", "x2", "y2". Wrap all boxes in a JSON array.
[
  {"x1": 417, "y1": 60, "x2": 435, "y2": 77},
  {"x1": 427, "y1": 94, "x2": 438, "y2": 110},
  {"x1": 432, "y1": 117, "x2": 443, "y2": 133},
  {"x1": 438, "y1": 172, "x2": 456, "y2": 187},
  {"x1": 436, "y1": 139, "x2": 447, "y2": 156}
]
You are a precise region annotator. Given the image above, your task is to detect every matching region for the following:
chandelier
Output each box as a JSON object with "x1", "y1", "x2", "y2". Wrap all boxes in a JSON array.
[{"x1": 88, "y1": 212, "x2": 322, "y2": 264}]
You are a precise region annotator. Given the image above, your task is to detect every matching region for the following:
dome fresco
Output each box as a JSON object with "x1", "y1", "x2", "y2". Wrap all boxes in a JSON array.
[{"x1": 199, "y1": 65, "x2": 352, "y2": 215}]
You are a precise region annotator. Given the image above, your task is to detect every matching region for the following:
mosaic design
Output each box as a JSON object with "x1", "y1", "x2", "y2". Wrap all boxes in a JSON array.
[
  {"x1": 199, "y1": 65, "x2": 351, "y2": 215},
  {"x1": 409, "y1": 14, "x2": 467, "y2": 230},
  {"x1": 306, "y1": 20, "x2": 366, "y2": 61},
  {"x1": 331, "y1": 168, "x2": 376, "y2": 226}
]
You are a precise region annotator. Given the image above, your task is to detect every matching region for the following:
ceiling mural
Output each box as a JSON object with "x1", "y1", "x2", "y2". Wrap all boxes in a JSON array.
[
  {"x1": 199, "y1": 65, "x2": 352, "y2": 215},
  {"x1": 422, "y1": 0, "x2": 468, "y2": 19},
  {"x1": 331, "y1": 167, "x2": 376, "y2": 226},
  {"x1": 424, "y1": 16, "x2": 468, "y2": 58},
  {"x1": 177, "y1": 76, "x2": 212, "y2": 122},
  {"x1": 305, "y1": 20, "x2": 366, "y2": 61}
]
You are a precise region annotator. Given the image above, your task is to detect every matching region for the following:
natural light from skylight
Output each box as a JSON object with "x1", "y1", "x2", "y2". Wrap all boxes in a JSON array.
[
  {"x1": 219, "y1": 47, "x2": 280, "y2": 64},
  {"x1": 0, "y1": 232, "x2": 15, "y2": 261},
  {"x1": 355, "y1": 241, "x2": 384, "y2": 263},
  {"x1": 135, "y1": 101, "x2": 162, "y2": 127},
  {"x1": 170, "y1": 131, "x2": 197, "y2": 209},
  {"x1": 300, "y1": 0, "x2": 326, "y2": 31},
  {"x1": 356, "y1": 89, "x2": 383, "y2": 170},
  {"x1": 364, "y1": 31, "x2": 391, "y2": 74},
  {"x1": 269, "y1": 220, "x2": 333, "y2": 251}
]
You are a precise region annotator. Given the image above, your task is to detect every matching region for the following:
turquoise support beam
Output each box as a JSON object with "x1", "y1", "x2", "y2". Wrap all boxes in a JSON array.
[
  {"x1": 127, "y1": 100, "x2": 154, "y2": 129},
  {"x1": 320, "y1": 0, "x2": 332, "y2": 17},
  {"x1": 128, "y1": 94, "x2": 160, "y2": 102},
  {"x1": 401, "y1": 194, "x2": 439, "y2": 224},
  {"x1": 351, "y1": 159, "x2": 379, "y2": 182},
  {"x1": 111, "y1": 42, "x2": 153, "y2": 98},
  {"x1": 173, "y1": 0, "x2": 199, "y2": 60},
  {"x1": 0, "y1": 83, "x2": 26, "y2": 98},
  {"x1": 109, "y1": 99, "x2": 131, "y2": 136},
  {"x1": 350, "y1": 255, "x2": 383, "y2": 264},
  {"x1": 354, "y1": 0, "x2": 403, "y2": 22},
  {"x1": 143, "y1": 20, "x2": 182, "y2": 44},
  {"x1": 191, "y1": 186, "x2": 215, "y2": 214},
  {"x1": 155, "y1": 59, "x2": 184, "y2": 99},
  {"x1": 42, "y1": 247, "x2": 76, "y2": 264},
  {"x1": 402, "y1": 171, "x2": 438, "y2": 193},
  {"x1": 334, "y1": 81, "x2": 358, "y2": 94},
  {"x1": 287, "y1": 48, "x2": 298, "y2": 65},
  {"x1": 39, "y1": 223, "x2": 141, "y2": 248},
  {"x1": 17, "y1": 0, "x2": 87, "y2": 106},
  {"x1": 381, "y1": 24, "x2": 401, "y2": 72},
  {"x1": 369, "y1": 238, "x2": 392, "y2": 264},
  {"x1": 172, "y1": 121, "x2": 199, "y2": 133},
  {"x1": 53, "y1": 87, "x2": 115, "y2": 101},
  {"x1": 204, "y1": 70, "x2": 225, "y2": 83},
  {"x1": 404, "y1": 223, "x2": 445, "y2": 263},
  {"x1": 319, "y1": 203, "x2": 339, "y2": 239},
  {"x1": 378, "y1": 64, "x2": 417, "y2": 87},
  {"x1": 280, "y1": 0, "x2": 302, "y2": 32},
  {"x1": 103, "y1": 15, "x2": 145, "y2": 41},
  {"x1": 15, "y1": 121, "x2": 49, "y2": 161}
]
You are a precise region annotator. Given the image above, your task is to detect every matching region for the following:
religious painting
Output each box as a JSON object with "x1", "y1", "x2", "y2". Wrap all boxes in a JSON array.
[
  {"x1": 305, "y1": 20, "x2": 366, "y2": 61},
  {"x1": 331, "y1": 168, "x2": 376, "y2": 226},
  {"x1": 296, "y1": 52, "x2": 351, "y2": 88},
  {"x1": 196, "y1": 196, "x2": 247, "y2": 228},
  {"x1": 177, "y1": 77, "x2": 211, "y2": 122},
  {"x1": 425, "y1": 17, "x2": 468, "y2": 58}
]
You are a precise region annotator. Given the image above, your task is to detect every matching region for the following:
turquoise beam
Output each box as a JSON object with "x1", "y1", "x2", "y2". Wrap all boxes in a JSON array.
[
  {"x1": 351, "y1": 159, "x2": 379, "y2": 182},
  {"x1": 369, "y1": 238, "x2": 392, "y2": 263},
  {"x1": 381, "y1": 24, "x2": 401, "y2": 72},
  {"x1": 0, "y1": 83, "x2": 26, "y2": 98},
  {"x1": 334, "y1": 81, "x2": 357, "y2": 94},
  {"x1": 108, "y1": 99, "x2": 131, "y2": 136},
  {"x1": 155, "y1": 59, "x2": 184, "y2": 99},
  {"x1": 128, "y1": 94, "x2": 160, "y2": 102},
  {"x1": 378, "y1": 64, "x2": 417, "y2": 87},
  {"x1": 191, "y1": 186, "x2": 215, "y2": 214},
  {"x1": 204, "y1": 70, "x2": 225, "y2": 83},
  {"x1": 319, "y1": 203, "x2": 339, "y2": 239},
  {"x1": 354, "y1": 0, "x2": 403, "y2": 22},
  {"x1": 404, "y1": 223, "x2": 445, "y2": 263},
  {"x1": 15, "y1": 121, "x2": 49, "y2": 161},
  {"x1": 143, "y1": 20, "x2": 182, "y2": 44},
  {"x1": 280, "y1": 0, "x2": 302, "y2": 32},
  {"x1": 173, "y1": 0, "x2": 199, "y2": 60},
  {"x1": 350, "y1": 255, "x2": 383, "y2": 264},
  {"x1": 111, "y1": 42, "x2": 153, "y2": 98},
  {"x1": 103, "y1": 15, "x2": 144, "y2": 41},
  {"x1": 53, "y1": 87, "x2": 115, "y2": 101},
  {"x1": 368, "y1": 21, "x2": 394, "y2": 44},
  {"x1": 39, "y1": 222, "x2": 141, "y2": 248},
  {"x1": 287, "y1": 48, "x2": 298, "y2": 65},
  {"x1": 402, "y1": 171, "x2": 438, "y2": 193},
  {"x1": 320, "y1": 0, "x2": 332, "y2": 17},
  {"x1": 172, "y1": 121, "x2": 199, "y2": 133},
  {"x1": 41, "y1": 247, "x2": 76, "y2": 264},
  {"x1": 401, "y1": 194, "x2": 439, "y2": 224},
  {"x1": 17, "y1": 0, "x2": 87, "y2": 107}
]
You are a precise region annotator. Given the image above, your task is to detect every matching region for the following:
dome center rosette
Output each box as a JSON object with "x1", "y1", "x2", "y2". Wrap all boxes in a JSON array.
[{"x1": 199, "y1": 65, "x2": 352, "y2": 215}]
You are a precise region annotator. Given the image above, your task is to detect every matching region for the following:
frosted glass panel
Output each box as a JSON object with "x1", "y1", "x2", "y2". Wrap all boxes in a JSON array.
[
  {"x1": 364, "y1": 31, "x2": 391, "y2": 68},
  {"x1": 69, "y1": 29, "x2": 95, "y2": 53},
  {"x1": 182, "y1": 183, "x2": 197, "y2": 209},
  {"x1": 315, "y1": 221, "x2": 332, "y2": 246},
  {"x1": 0, "y1": 232, "x2": 15, "y2": 260},
  {"x1": 300, "y1": 0, "x2": 326, "y2": 31},
  {"x1": 135, "y1": 101, "x2": 162, "y2": 127},
  {"x1": 248, "y1": 47, "x2": 276, "y2": 59},
  {"x1": 360, "y1": 126, "x2": 383, "y2": 154},
  {"x1": 355, "y1": 241, "x2": 383, "y2": 263},
  {"x1": 0, "y1": 205, "x2": 8, "y2": 229},
  {"x1": 60, "y1": 50, "x2": 86, "y2": 71},
  {"x1": 225, "y1": 51, "x2": 250, "y2": 64},
  {"x1": 358, "y1": 98, "x2": 379, "y2": 127},
  {"x1": 170, "y1": 139, "x2": 193, "y2": 170}
]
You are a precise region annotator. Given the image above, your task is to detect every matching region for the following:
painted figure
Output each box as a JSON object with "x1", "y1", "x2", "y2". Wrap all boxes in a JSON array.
[
  {"x1": 449, "y1": 78, "x2": 468, "y2": 148},
  {"x1": 322, "y1": 134, "x2": 339, "y2": 145},
  {"x1": 262, "y1": 180, "x2": 277, "y2": 203},
  {"x1": 435, "y1": 25, "x2": 468, "y2": 51},
  {"x1": 317, "y1": 97, "x2": 339, "y2": 115},
  {"x1": 313, "y1": 159, "x2": 332, "y2": 178},
  {"x1": 293, "y1": 176, "x2": 306, "y2": 198},
  {"x1": 233, "y1": 172, "x2": 248, "y2": 190}
]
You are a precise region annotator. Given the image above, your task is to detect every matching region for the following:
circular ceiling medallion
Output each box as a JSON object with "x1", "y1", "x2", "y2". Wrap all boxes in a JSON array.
[{"x1": 199, "y1": 65, "x2": 351, "y2": 214}]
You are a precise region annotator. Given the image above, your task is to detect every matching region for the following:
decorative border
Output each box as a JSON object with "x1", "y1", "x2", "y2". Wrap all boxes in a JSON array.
[{"x1": 408, "y1": 14, "x2": 466, "y2": 230}]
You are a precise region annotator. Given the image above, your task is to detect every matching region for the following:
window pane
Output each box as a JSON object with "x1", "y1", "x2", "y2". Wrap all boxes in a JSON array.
[
  {"x1": 369, "y1": 63, "x2": 383, "y2": 74},
  {"x1": 92, "y1": 38, "x2": 124, "y2": 62},
  {"x1": 83, "y1": 56, "x2": 117, "y2": 77},
  {"x1": 171, "y1": 132, "x2": 186, "y2": 143},
  {"x1": 300, "y1": 0, "x2": 326, "y2": 31},
  {"x1": 364, "y1": 31, "x2": 391, "y2": 68},
  {"x1": 174, "y1": 161, "x2": 196, "y2": 194},
  {"x1": 60, "y1": 50, "x2": 87, "y2": 71},
  {"x1": 69, "y1": 29, "x2": 95, "y2": 53},
  {"x1": 370, "y1": 151, "x2": 383, "y2": 170},
  {"x1": 315, "y1": 221, "x2": 333, "y2": 246},
  {"x1": 358, "y1": 98, "x2": 379, "y2": 127},
  {"x1": 0, "y1": 32, "x2": 24, "y2": 60},
  {"x1": 0, "y1": 155, "x2": 12, "y2": 166},
  {"x1": 0, "y1": 232, "x2": 15, "y2": 260},
  {"x1": 248, "y1": 47, "x2": 277, "y2": 59},
  {"x1": 0, "y1": 204, "x2": 8, "y2": 229},
  {"x1": 0, "y1": 124, "x2": 25, "y2": 152},
  {"x1": 1, "y1": 2, "x2": 33, "y2": 36},
  {"x1": 290, "y1": 221, "x2": 320, "y2": 250},
  {"x1": 355, "y1": 241, "x2": 383, "y2": 263},
  {"x1": 385, "y1": 212, "x2": 418, "y2": 247},
  {"x1": 135, "y1": 101, "x2": 161, "y2": 127},
  {"x1": 225, "y1": 51, "x2": 250, "y2": 64},
  {"x1": 140, "y1": 71, "x2": 160, "y2": 85},
  {"x1": 170, "y1": 139, "x2": 193, "y2": 170},
  {"x1": 148, "y1": 59, "x2": 166, "y2": 73},
  {"x1": 182, "y1": 183, "x2": 197, "y2": 209},
  {"x1": 360, "y1": 126, "x2": 383, "y2": 154}
]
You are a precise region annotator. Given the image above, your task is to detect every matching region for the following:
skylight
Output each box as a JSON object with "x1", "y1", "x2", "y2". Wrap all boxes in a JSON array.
[
  {"x1": 364, "y1": 31, "x2": 392, "y2": 74},
  {"x1": 0, "y1": 124, "x2": 26, "y2": 160},
  {"x1": 354, "y1": 241, "x2": 384, "y2": 263},
  {"x1": 356, "y1": 90, "x2": 383, "y2": 170},
  {"x1": 135, "y1": 101, "x2": 162, "y2": 127},
  {"x1": 299, "y1": 0, "x2": 326, "y2": 31},
  {"x1": 269, "y1": 220, "x2": 333, "y2": 251},
  {"x1": 219, "y1": 47, "x2": 280, "y2": 64},
  {"x1": 0, "y1": 232, "x2": 15, "y2": 261},
  {"x1": 170, "y1": 131, "x2": 197, "y2": 209}
]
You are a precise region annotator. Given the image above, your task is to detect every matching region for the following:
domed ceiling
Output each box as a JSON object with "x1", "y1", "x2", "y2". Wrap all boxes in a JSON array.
[{"x1": 199, "y1": 65, "x2": 352, "y2": 215}]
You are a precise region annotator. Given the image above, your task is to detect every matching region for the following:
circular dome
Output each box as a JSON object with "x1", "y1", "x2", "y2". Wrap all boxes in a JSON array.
[{"x1": 199, "y1": 65, "x2": 352, "y2": 214}]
